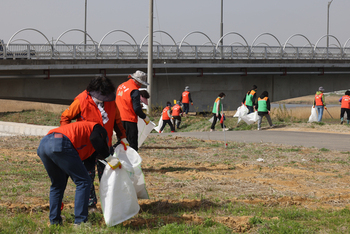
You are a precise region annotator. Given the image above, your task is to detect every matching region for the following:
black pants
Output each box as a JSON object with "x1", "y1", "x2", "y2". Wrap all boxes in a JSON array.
[
  {"x1": 122, "y1": 121, "x2": 139, "y2": 152},
  {"x1": 340, "y1": 108, "x2": 350, "y2": 119},
  {"x1": 173, "y1": 116, "x2": 181, "y2": 128},
  {"x1": 160, "y1": 119, "x2": 175, "y2": 132},
  {"x1": 210, "y1": 113, "x2": 224, "y2": 130},
  {"x1": 83, "y1": 151, "x2": 105, "y2": 206}
]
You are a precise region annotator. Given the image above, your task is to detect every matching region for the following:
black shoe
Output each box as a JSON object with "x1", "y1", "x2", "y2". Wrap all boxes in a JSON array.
[{"x1": 341, "y1": 121, "x2": 344, "y2": 125}]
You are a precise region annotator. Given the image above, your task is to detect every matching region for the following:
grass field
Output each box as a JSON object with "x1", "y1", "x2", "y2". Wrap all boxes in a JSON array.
[{"x1": 0, "y1": 96, "x2": 350, "y2": 233}]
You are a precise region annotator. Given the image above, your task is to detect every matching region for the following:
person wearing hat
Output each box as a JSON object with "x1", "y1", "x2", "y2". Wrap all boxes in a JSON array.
[
  {"x1": 60, "y1": 75, "x2": 128, "y2": 212},
  {"x1": 179, "y1": 86, "x2": 193, "y2": 116},
  {"x1": 242, "y1": 85, "x2": 257, "y2": 114},
  {"x1": 37, "y1": 121, "x2": 111, "y2": 226},
  {"x1": 313, "y1": 86, "x2": 327, "y2": 122},
  {"x1": 159, "y1": 101, "x2": 175, "y2": 133},
  {"x1": 116, "y1": 70, "x2": 151, "y2": 151},
  {"x1": 172, "y1": 100, "x2": 183, "y2": 129}
]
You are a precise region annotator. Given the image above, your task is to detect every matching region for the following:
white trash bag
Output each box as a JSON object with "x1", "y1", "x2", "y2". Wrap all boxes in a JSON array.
[
  {"x1": 154, "y1": 115, "x2": 163, "y2": 133},
  {"x1": 115, "y1": 144, "x2": 149, "y2": 199},
  {"x1": 308, "y1": 107, "x2": 318, "y2": 123},
  {"x1": 208, "y1": 116, "x2": 214, "y2": 123},
  {"x1": 233, "y1": 104, "x2": 249, "y2": 124},
  {"x1": 137, "y1": 117, "x2": 156, "y2": 148},
  {"x1": 99, "y1": 156, "x2": 140, "y2": 227},
  {"x1": 240, "y1": 111, "x2": 259, "y2": 125}
]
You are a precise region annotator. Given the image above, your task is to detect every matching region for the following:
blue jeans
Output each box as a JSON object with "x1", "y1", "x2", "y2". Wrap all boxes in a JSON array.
[
  {"x1": 37, "y1": 133, "x2": 91, "y2": 225},
  {"x1": 247, "y1": 105, "x2": 254, "y2": 114},
  {"x1": 316, "y1": 105, "x2": 324, "y2": 122}
]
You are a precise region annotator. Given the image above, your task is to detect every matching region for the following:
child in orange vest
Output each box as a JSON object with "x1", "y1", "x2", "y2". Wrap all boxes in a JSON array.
[{"x1": 159, "y1": 102, "x2": 175, "y2": 133}]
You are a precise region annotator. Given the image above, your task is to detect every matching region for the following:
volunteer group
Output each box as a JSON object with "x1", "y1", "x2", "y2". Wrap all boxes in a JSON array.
[{"x1": 37, "y1": 69, "x2": 348, "y2": 226}]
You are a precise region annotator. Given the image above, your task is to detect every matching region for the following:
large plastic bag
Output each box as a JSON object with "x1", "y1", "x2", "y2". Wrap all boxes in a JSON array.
[
  {"x1": 154, "y1": 115, "x2": 163, "y2": 133},
  {"x1": 137, "y1": 117, "x2": 156, "y2": 148},
  {"x1": 308, "y1": 107, "x2": 318, "y2": 123},
  {"x1": 115, "y1": 145, "x2": 149, "y2": 199},
  {"x1": 233, "y1": 104, "x2": 249, "y2": 124},
  {"x1": 99, "y1": 157, "x2": 140, "y2": 227},
  {"x1": 208, "y1": 116, "x2": 214, "y2": 123},
  {"x1": 240, "y1": 111, "x2": 259, "y2": 125}
]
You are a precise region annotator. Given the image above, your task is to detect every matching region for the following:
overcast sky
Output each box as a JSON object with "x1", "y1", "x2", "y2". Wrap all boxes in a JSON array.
[{"x1": 2, "y1": 0, "x2": 350, "y2": 47}]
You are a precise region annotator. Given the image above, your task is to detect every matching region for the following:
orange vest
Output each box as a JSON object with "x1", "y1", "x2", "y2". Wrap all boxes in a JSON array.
[
  {"x1": 116, "y1": 79, "x2": 140, "y2": 123},
  {"x1": 172, "y1": 104, "x2": 181, "y2": 116},
  {"x1": 162, "y1": 106, "x2": 171, "y2": 120},
  {"x1": 341, "y1": 95, "x2": 350, "y2": 109},
  {"x1": 48, "y1": 121, "x2": 98, "y2": 161},
  {"x1": 182, "y1": 91, "x2": 190, "y2": 103},
  {"x1": 315, "y1": 93, "x2": 324, "y2": 106},
  {"x1": 75, "y1": 90, "x2": 116, "y2": 146}
]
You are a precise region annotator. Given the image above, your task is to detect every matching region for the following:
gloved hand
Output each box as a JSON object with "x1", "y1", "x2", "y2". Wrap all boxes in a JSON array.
[
  {"x1": 120, "y1": 138, "x2": 129, "y2": 150},
  {"x1": 325, "y1": 106, "x2": 327, "y2": 110},
  {"x1": 105, "y1": 155, "x2": 121, "y2": 169},
  {"x1": 143, "y1": 116, "x2": 150, "y2": 125},
  {"x1": 191, "y1": 102, "x2": 193, "y2": 105},
  {"x1": 312, "y1": 106, "x2": 315, "y2": 108}
]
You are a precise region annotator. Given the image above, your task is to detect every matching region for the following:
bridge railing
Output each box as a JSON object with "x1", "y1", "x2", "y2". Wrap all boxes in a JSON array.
[{"x1": 1, "y1": 43, "x2": 349, "y2": 60}]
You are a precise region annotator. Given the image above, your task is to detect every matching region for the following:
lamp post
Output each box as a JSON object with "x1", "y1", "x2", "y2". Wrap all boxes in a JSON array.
[
  {"x1": 327, "y1": 0, "x2": 334, "y2": 49},
  {"x1": 147, "y1": 0, "x2": 153, "y2": 115},
  {"x1": 220, "y1": 0, "x2": 223, "y2": 58},
  {"x1": 84, "y1": 0, "x2": 87, "y2": 45}
]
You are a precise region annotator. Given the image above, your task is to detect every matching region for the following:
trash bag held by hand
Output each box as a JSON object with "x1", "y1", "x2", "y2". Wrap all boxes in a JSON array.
[
  {"x1": 234, "y1": 104, "x2": 249, "y2": 124},
  {"x1": 154, "y1": 115, "x2": 163, "y2": 133},
  {"x1": 115, "y1": 144, "x2": 149, "y2": 199},
  {"x1": 240, "y1": 110, "x2": 258, "y2": 125},
  {"x1": 137, "y1": 117, "x2": 156, "y2": 148},
  {"x1": 308, "y1": 106, "x2": 318, "y2": 123},
  {"x1": 99, "y1": 160, "x2": 140, "y2": 227}
]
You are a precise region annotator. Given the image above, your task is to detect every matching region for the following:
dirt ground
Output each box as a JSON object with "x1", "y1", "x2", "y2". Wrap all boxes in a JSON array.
[{"x1": 1, "y1": 99, "x2": 350, "y2": 232}]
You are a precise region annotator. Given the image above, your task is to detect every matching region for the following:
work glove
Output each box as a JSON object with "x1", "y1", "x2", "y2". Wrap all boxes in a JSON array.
[
  {"x1": 143, "y1": 116, "x2": 150, "y2": 125},
  {"x1": 105, "y1": 155, "x2": 121, "y2": 169},
  {"x1": 191, "y1": 102, "x2": 193, "y2": 105},
  {"x1": 312, "y1": 106, "x2": 315, "y2": 108},
  {"x1": 120, "y1": 138, "x2": 129, "y2": 151},
  {"x1": 325, "y1": 106, "x2": 327, "y2": 110}
]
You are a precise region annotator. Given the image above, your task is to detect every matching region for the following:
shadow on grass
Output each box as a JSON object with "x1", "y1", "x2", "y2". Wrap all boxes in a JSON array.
[
  {"x1": 143, "y1": 166, "x2": 236, "y2": 174},
  {"x1": 141, "y1": 146, "x2": 198, "y2": 150}
]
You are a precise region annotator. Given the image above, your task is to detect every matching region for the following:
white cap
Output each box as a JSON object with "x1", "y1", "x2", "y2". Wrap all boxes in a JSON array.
[{"x1": 130, "y1": 70, "x2": 149, "y2": 86}]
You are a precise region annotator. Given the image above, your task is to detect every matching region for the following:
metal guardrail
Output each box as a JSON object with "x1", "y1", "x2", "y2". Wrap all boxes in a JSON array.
[{"x1": 0, "y1": 44, "x2": 349, "y2": 60}]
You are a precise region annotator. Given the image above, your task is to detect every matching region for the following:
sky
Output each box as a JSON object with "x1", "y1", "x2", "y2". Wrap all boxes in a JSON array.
[{"x1": 2, "y1": 0, "x2": 350, "y2": 47}]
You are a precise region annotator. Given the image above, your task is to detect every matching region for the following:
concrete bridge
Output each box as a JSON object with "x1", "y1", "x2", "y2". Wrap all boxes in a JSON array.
[
  {"x1": 0, "y1": 57, "x2": 349, "y2": 112},
  {"x1": 1, "y1": 29, "x2": 350, "y2": 111}
]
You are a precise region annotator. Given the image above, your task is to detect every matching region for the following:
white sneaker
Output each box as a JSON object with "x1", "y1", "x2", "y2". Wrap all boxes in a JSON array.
[
  {"x1": 210, "y1": 129, "x2": 214, "y2": 132},
  {"x1": 270, "y1": 125, "x2": 275, "y2": 128},
  {"x1": 257, "y1": 128, "x2": 261, "y2": 130},
  {"x1": 223, "y1": 128, "x2": 229, "y2": 131}
]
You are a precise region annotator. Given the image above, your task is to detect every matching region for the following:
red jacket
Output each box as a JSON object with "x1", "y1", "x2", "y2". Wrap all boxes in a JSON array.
[
  {"x1": 116, "y1": 79, "x2": 140, "y2": 123},
  {"x1": 341, "y1": 95, "x2": 350, "y2": 109},
  {"x1": 182, "y1": 91, "x2": 190, "y2": 104},
  {"x1": 60, "y1": 90, "x2": 126, "y2": 146},
  {"x1": 172, "y1": 104, "x2": 182, "y2": 116},
  {"x1": 48, "y1": 121, "x2": 98, "y2": 161},
  {"x1": 162, "y1": 106, "x2": 171, "y2": 120},
  {"x1": 315, "y1": 93, "x2": 324, "y2": 106}
]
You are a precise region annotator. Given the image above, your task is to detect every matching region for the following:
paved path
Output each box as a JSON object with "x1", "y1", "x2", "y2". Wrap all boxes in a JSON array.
[
  {"x1": 153, "y1": 129, "x2": 350, "y2": 152},
  {"x1": 0, "y1": 121, "x2": 348, "y2": 152}
]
